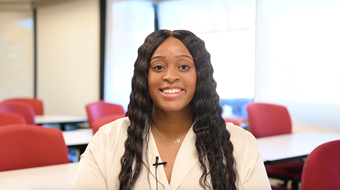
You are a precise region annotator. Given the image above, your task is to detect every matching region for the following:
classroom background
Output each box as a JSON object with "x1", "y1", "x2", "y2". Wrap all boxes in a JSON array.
[{"x1": 1, "y1": 0, "x2": 340, "y2": 132}]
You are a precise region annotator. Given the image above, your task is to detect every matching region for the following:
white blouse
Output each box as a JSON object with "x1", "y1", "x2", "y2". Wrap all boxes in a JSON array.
[{"x1": 72, "y1": 117, "x2": 271, "y2": 190}]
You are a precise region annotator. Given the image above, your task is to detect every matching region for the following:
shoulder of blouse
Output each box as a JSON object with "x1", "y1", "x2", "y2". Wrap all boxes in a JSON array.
[
  {"x1": 226, "y1": 122, "x2": 258, "y2": 154},
  {"x1": 95, "y1": 116, "x2": 130, "y2": 135}
]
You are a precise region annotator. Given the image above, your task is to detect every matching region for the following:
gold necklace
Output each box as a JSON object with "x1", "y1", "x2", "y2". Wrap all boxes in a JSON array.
[{"x1": 152, "y1": 126, "x2": 182, "y2": 144}]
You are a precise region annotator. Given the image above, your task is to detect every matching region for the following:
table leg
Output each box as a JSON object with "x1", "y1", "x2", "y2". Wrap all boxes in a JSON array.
[{"x1": 60, "y1": 123, "x2": 66, "y2": 131}]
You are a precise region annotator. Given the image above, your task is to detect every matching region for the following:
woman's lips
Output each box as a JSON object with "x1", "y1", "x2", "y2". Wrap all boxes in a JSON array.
[
  {"x1": 161, "y1": 88, "x2": 183, "y2": 94},
  {"x1": 160, "y1": 88, "x2": 184, "y2": 98}
]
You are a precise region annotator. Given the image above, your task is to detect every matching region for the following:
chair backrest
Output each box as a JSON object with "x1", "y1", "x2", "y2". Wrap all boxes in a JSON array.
[
  {"x1": 91, "y1": 115, "x2": 125, "y2": 135},
  {"x1": 301, "y1": 140, "x2": 340, "y2": 190},
  {"x1": 0, "y1": 112, "x2": 26, "y2": 126},
  {"x1": 2, "y1": 98, "x2": 44, "y2": 115},
  {"x1": 0, "y1": 124, "x2": 69, "y2": 172},
  {"x1": 246, "y1": 102, "x2": 292, "y2": 138},
  {"x1": 223, "y1": 117, "x2": 241, "y2": 126},
  {"x1": 86, "y1": 100, "x2": 125, "y2": 126},
  {"x1": 0, "y1": 102, "x2": 35, "y2": 125}
]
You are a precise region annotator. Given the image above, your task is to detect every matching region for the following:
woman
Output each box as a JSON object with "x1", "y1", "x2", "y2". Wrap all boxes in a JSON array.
[{"x1": 73, "y1": 30, "x2": 271, "y2": 190}]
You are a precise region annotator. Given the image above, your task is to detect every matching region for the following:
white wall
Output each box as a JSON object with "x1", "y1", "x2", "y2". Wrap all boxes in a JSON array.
[
  {"x1": 36, "y1": 0, "x2": 100, "y2": 117},
  {"x1": 0, "y1": 10, "x2": 34, "y2": 101}
]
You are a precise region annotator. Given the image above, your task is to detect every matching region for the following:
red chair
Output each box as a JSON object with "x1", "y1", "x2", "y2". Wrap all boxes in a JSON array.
[
  {"x1": 0, "y1": 102, "x2": 35, "y2": 124},
  {"x1": 301, "y1": 140, "x2": 340, "y2": 190},
  {"x1": 91, "y1": 114, "x2": 124, "y2": 135},
  {"x1": 0, "y1": 124, "x2": 69, "y2": 172},
  {"x1": 223, "y1": 117, "x2": 241, "y2": 126},
  {"x1": 246, "y1": 103, "x2": 291, "y2": 138},
  {"x1": 246, "y1": 102, "x2": 303, "y2": 190},
  {"x1": 86, "y1": 100, "x2": 125, "y2": 128},
  {"x1": 2, "y1": 98, "x2": 44, "y2": 115},
  {"x1": 0, "y1": 112, "x2": 26, "y2": 126}
]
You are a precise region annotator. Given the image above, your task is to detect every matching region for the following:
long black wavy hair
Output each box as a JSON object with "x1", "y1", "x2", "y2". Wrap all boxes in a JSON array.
[{"x1": 119, "y1": 30, "x2": 237, "y2": 190}]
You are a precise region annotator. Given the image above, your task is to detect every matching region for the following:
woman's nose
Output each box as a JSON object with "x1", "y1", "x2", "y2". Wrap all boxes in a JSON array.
[{"x1": 163, "y1": 68, "x2": 179, "y2": 83}]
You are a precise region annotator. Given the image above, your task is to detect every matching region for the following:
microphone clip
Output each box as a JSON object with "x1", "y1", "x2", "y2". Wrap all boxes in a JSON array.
[{"x1": 153, "y1": 156, "x2": 167, "y2": 167}]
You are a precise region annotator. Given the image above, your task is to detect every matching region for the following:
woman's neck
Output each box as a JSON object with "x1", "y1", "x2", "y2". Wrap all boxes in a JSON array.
[{"x1": 151, "y1": 108, "x2": 194, "y2": 138}]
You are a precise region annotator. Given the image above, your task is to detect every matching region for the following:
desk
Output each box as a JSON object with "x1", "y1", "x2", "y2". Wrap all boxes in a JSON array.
[
  {"x1": 63, "y1": 128, "x2": 93, "y2": 147},
  {"x1": 0, "y1": 163, "x2": 78, "y2": 190},
  {"x1": 60, "y1": 130, "x2": 340, "y2": 166},
  {"x1": 63, "y1": 130, "x2": 340, "y2": 164},
  {"x1": 257, "y1": 132, "x2": 340, "y2": 165},
  {"x1": 35, "y1": 114, "x2": 87, "y2": 131}
]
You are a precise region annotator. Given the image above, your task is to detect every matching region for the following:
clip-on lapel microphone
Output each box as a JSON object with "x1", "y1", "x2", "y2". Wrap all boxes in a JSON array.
[{"x1": 153, "y1": 156, "x2": 167, "y2": 190}]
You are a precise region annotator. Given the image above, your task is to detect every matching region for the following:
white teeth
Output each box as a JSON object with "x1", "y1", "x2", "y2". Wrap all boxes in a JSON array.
[{"x1": 162, "y1": 89, "x2": 182, "y2": 94}]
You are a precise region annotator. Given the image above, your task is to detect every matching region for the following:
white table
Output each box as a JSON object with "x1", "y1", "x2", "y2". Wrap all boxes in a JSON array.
[
  {"x1": 62, "y1": 130, "x2": 340, "y2": 164},
  {"x1": 0, "y1": 163, "x2": 78, "y2": 190},
  {"x1": 57, "y1": 130, "x2": 340, "y2": 166},
  {"x1": 35, "y1": 114, "x2": 88, "y2": 130},
  {"x1": 63, "y1": 128, "x2": 93, "y2": 146},
  {"x1": 62, "y1": 128, "x2": 93, "y2": 161},
  {"x1": 257, "y1": 131, "x2": 340, "y2": 164}
]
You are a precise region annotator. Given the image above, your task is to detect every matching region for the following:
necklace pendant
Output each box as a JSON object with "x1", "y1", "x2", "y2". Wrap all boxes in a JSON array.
[{"x1": 175, "y1": 139, "x2": 181, "y2": 144}]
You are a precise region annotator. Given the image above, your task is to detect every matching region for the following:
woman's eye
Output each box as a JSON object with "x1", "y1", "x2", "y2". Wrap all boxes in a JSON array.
[
  {"x1": 153, "y1": 65, "x2": 164, "y2": 70},
  {"x1": 179, "y1": 65, "x2": 190, "y2": 70}
]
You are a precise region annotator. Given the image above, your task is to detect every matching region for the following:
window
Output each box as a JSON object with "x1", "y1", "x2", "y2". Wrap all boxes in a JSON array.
[
  {"x1": 105, "y1": 0, "x2": 255, "y2": 118},
  {"x1": 256, "y1": 0, "x2": 340, "y2": 128},
  {"x1": 157, "y1": 0, "x2": 255, "y2": 118},
  {"x1": 0, "y1": 11, "x2": 34, "y2": 100},
  {"x1": 104, "y1": 0, "x2": 155, "y2": 110}
]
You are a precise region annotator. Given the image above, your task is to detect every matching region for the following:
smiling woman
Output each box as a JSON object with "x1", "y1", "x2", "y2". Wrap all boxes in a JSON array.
[
  {"x1": 72, "y1": 30, "x2": 270, "y2": 190},
  {"x1": 148, "y1": 37, "x2": 197, "y2": 115}
]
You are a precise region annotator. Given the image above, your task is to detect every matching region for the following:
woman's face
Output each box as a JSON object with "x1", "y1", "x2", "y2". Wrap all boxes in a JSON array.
[{"x1": 148, "y1": 37, "x2": 197, "y2": 113}]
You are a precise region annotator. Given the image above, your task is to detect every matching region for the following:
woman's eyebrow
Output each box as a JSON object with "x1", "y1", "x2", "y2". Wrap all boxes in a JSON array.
[
  {"x1": 151, "y1": 55, "x2": 193, "y2": 61},
  {"x1": 150, "y1": 56, "x2": 165, "y2": 61},
  {"x1": 176, "y1": 55, "x2": 194, "y2": 60}
]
